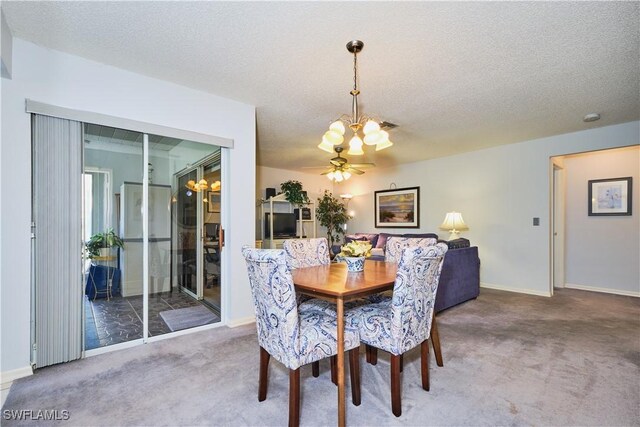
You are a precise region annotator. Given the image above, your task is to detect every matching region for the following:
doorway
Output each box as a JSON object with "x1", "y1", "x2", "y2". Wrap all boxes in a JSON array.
[
  {"x1": 552, "y1": 163, "x2": 566, "y2": 292},
  {"x1": 173, "y1": 154, "x2": 222, "y2": 316}
]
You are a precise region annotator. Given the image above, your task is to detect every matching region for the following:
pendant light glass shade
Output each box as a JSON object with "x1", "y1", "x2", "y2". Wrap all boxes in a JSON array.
[
  {"x1": 347, "y1": 135, "x2": 364, "y2": 155},
  {"x1": 363, "y1": 120, "x2": 380, "y2": 135},
  {"x1": 318, "y1": 139, "x2": 335, "y2": 153},
  {"x1": 330, "y1": 120, "x2": 346, "y2": 135},
  {"x1": 324, "y1": 130, "x2": 344, "y2": 145}
]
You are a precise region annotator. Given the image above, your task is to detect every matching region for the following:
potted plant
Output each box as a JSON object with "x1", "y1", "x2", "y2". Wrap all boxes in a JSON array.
[
  {"x1": 85, "y1": 228, "x2": 125, "y2": 259},
  {"x1": 316, "y1": 190, "x2": 350, "y2": 251},
  {"x1": 280, "y1": 180, "x2": 309, "y2": 206},
  {"x1": 337, "y1": 240, "x2": 372, "y2": 272}
]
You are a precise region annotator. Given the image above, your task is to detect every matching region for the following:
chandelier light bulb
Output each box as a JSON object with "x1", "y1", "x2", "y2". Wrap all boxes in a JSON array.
[
  {"x1": 375, "y1": 137, "x2": 393, "y2": 151},
  {"x1": 329, "y1": 120, "x2": 346, "y2": 135},
  {"x1": 348, "y1": 135, "x2": 364, "y2": 155},
  {"x1": 324, "y1": 130, "x2": 344, "y2": 145},
  {"x1": 318, "y1": 139, "x2": 335, "y2": 153},
  {"x1": 364, "y1": 130, "x2": 384, "y2": 146},
  {"x1": 363, "y1": 120, "x2": 380, "y2": 135}
]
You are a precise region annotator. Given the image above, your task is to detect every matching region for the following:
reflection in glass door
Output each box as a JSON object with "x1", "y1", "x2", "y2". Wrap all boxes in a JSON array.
[
  {"x1": 176, "y1": 170, "x2": 201, "y2": 297},
  {"x1": 202, "y1": 160, "x2": 222, "y2": 312}
]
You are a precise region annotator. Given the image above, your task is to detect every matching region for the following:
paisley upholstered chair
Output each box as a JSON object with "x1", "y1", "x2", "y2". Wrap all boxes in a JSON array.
[
  {"x1": 242, "y1": 247, "x2": 361, "y2": 427},
  {"x1": 373, "y1": 236, "x2": 445, "y2": 369},
  {"x1": 384, "y1": 236, "x2": 438, "y2": 263},
  {"x1": 350, "y1": 244, "x2": 447, "y2": 417},
  {"x1": 283, "y1": 238, "x2": 337, "y2": 379}
]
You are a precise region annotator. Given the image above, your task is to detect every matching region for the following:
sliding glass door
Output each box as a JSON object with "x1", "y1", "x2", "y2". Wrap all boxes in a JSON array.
[{"x1": 82, "y1": 126, "x2": 223, "y2": 349}]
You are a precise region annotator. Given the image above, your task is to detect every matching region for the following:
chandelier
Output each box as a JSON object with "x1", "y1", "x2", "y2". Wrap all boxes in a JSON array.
[
  {"x1": 318, "y1": 40, "x2": 394, "y2": 156},
  {"x1": 185, "y1": 179, "x2": 221, "y2": 193}
]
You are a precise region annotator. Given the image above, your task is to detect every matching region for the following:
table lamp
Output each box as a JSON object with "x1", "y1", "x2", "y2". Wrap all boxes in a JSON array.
[{"x1": 439, "y1": 212, "x2": 469, "y2": 241}]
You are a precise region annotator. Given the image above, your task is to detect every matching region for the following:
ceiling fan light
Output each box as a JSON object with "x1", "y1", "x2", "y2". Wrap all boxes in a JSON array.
[
  {"x1": 329, "y1": 120, "x2": 346, "y2": 135},
  {"x1": 363, "y1": 120, "x2": 380, "y2": 135},
  {"x1": 318, "y1": 139, "x2": 335, "y2": 153},
  {"x1": 326, "y1": 171, "x2": 335, "y2": 180},
  {"x1": 334, "y1": 170, "x2": 344, "y2": 182},
  {"x1": 324, "y1": 130, "x2": 344, "y2": 145},
  {"x1": 375, "y1": 138, "x2": 393, "y2": 151},
  {"x1": 342, "y1": 171, "x2": 352, "y2": 180}
]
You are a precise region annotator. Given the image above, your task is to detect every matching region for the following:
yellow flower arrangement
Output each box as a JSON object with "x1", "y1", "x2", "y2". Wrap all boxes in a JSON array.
[{"x1": 339, "y1": 240, "x2": 372, "y2": 258}]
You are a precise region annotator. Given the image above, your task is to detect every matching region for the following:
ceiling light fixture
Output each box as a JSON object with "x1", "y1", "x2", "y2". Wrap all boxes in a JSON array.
[
  {"x1": 318, "y1": 40, "x2": 394, "y2": 156},
  {"x1": 583, "y1": 113, "x2": 601, "y2": 122},
  {"x1": 321, "y1": 147, "x2": 365, "y2": 182}
]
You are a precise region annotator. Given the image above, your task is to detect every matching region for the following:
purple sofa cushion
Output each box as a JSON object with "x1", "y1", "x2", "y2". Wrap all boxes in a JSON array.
[
  {"x1": 402, "y1": 233, "x2": 439, "y2": 240},
  {"x1": 375, "y1": 233, "x2": 393, "y2": 249}
]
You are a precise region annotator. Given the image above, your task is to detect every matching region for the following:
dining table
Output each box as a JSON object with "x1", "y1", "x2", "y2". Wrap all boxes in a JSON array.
[{"x1": 291, "y1": 260, "x2": 398, "y2": 427}]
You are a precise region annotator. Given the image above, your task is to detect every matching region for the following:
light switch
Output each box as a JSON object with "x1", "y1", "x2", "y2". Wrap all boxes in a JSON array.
[{"x1": 533, "y1": 217, "x2": 540, "y2": 226}]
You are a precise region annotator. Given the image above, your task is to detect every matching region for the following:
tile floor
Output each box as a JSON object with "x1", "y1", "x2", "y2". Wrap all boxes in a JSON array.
[{"x1": 85, "y1": 290, "x2": 220, "y2": 350}]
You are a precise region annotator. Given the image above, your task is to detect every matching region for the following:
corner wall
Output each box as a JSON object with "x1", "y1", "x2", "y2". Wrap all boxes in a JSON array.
[
  {"x1": 563, "y1": 146, "x2": 639, "y2": 295},
  {"x1": 0, "y1": 39, "x2": 256, "y2": 374},
  {"x1": 334, "y1": 121, "x2": 639, "y2": 296}
]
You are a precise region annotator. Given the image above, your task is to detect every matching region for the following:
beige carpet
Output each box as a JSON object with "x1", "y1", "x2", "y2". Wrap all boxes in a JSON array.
[{"x1": 3, "y1": 288, "x2": 639, "y2": 426}]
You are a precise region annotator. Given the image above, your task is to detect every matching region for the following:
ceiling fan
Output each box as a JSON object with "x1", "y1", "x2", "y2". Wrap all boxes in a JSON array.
[{"x1": 306, "y1": 147, "x2": 375, "y2": 182}]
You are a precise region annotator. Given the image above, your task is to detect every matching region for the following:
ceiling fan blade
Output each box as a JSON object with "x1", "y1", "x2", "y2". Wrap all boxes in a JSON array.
[
  {"x1": 346, "y1": 167, "x2": 365, "y2": 175},
  {"x1": 349, "y1": 162, "x2": 375, "y2": 168},
  {"x1": 320, "y1": 170, "x2": 332, "y2": 175}
]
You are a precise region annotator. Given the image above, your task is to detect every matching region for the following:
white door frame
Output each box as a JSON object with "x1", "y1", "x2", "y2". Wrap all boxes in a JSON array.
[{"x1": 550, "y1": 160, "x2": 566, "y2": 294}]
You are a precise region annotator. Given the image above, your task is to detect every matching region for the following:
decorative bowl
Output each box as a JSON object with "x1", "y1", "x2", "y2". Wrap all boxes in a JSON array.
[{"x1": 343, "y1": 256, "x2": 365, "y2": 272}]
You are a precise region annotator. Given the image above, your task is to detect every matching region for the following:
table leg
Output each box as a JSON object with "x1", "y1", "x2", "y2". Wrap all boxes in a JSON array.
[{"x1": 337, "y1": 297, "x2": 345, "y2": 427}]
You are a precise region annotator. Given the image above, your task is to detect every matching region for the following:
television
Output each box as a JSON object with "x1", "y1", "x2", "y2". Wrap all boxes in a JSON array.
[{"x1": 265, "y1": 213, "x2": 297, "y2": 238}]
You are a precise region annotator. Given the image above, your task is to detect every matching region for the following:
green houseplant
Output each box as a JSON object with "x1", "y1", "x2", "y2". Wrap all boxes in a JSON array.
[
  {"x1": 280, "y1": 180, "x2": 309, "y2": 206},
  {"x1": 85, "y1": 228, "x2": 125, "y2": 259},
  {"x1": 316, "y1": 190, "x2": 350, "y2": 249}
]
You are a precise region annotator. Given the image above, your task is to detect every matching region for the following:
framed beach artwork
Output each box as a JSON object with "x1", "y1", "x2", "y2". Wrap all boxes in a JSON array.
[
  {"x1": 374, "y1": 186, "x2": 420, "y2": 228},
  {"x1": 588, "y1": 177, "x2": 632, "y2": 216}
]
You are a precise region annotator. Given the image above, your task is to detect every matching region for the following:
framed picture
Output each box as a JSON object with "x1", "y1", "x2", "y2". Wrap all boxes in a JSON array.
[
  {"x1": 374, "y1": 186, "x2": 420, "y2": 228},
  {"x1": 588, "y1": 177, "x2": 632, "y2": 216},
  {"x1": 207, "y1": 191, "x2": 220, "y2": 213}
]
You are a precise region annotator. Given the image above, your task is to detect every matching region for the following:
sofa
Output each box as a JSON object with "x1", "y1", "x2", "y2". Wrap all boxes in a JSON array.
[{"x1": 343, "y1": 232, "x2": 480, "y2": 313}]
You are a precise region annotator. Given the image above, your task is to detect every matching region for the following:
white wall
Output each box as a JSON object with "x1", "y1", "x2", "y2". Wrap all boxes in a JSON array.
[
  {"x1": 0, "y1": 39, "x2": 256, "y2": 374},
  {"x1": 563, "y1": 146, "x2": 639, "y2": 295},
  {"x1": 256, "y1": 166, "x2": 334, "y2": 240},
  {"x1": 336, "y1": 121, "x2": 639, "y2": 296}
]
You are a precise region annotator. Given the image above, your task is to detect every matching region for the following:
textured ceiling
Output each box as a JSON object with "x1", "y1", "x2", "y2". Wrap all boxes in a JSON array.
[{"x1": 3, "y1": 1, "x2": 639, "y2": 171}]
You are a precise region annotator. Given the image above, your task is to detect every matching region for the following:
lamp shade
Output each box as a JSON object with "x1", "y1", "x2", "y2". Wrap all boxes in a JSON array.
[{"x1": 439, "y1": 212, "x2": 469, "y2": 231}]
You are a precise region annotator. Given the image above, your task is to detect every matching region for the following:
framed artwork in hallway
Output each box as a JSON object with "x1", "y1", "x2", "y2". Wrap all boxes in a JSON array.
[{"x1": 588, "y1": 177, "x2": 632, "y2": 216}]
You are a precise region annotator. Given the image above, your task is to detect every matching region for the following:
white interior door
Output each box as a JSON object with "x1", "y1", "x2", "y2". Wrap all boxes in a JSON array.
[{"x1": 553, "y1": 165, "x2": 566, "y2": 288}]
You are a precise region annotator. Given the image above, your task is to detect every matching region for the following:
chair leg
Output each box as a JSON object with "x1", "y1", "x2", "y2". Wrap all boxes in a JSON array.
[
  {"x1": 431, "y1": 314, "x2": 444, "y2": 367},
  {"x1": 421, "y1": 340, "x2": 430, "y2": 391},
  {"x1": 289, "y1": 368, "x2": 300, "y2": 427},
  {"x1": 390, "y1": 354, "x2": 402, "y2": 417},
  {"x1": 311, "y1": 361, "x2": 320, "y2": 378},
  {"x1": 330, "y1": 355, "x2": 337, "y2": 385},
  {"x1": 258, "y1": 347, "x2": 270, "y2": 401},
  {"x1": 399, "y1": 354, "x2": 404, "y2": 373},
  {"x1": 370, "y1": 346, "x2": 378, "y2": 365},
  {"x1": 348, "y1": 347, "x2": 361, "y2": 406},
  {"x1": 365, "y1": 344, "x2": 371, "y2": 363}
]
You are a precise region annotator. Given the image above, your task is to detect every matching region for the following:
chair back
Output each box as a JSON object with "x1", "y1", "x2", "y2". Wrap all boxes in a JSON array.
[
  {"x1": 389, "y1": 243, "x2": 448, "y2": 354},
  {"x1": 283, "y1": 238, "x2": 330, "y2": 269},
  {"x1": 242, "y1": 246, "x2": 300, "y2": 368},
  {"x1": 385, "y1": 236, "x2": 438, "y2": 263}
]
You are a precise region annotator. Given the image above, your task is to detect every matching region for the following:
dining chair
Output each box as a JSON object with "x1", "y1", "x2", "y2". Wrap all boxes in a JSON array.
[
  {"x1": 374, "y1": 236, "x2": 445, "y2": 369},
  {"x1": 242, "y1": 247, "x2": 361, "y2": 427},
  {"x1": 283, "y1": 238, "x2": 335, "y2": 379},
  {"x1": 350, "y1": 244, "x2": 447, "y2": 417}
]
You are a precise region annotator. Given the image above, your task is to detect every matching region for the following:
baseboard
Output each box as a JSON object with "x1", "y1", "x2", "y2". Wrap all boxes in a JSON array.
[
  {"x1": 480, "y1": 282, "x2": 551, "y2": 297},
  {"x1": 564, "y1": 283, "x2": 640, "y2": 297},
  {"x1": 227, "y1": 316, "x2": 255, "y2": 328},
  {"x1": 1, "y1": 366, "x2": 33, "y2": 390}
]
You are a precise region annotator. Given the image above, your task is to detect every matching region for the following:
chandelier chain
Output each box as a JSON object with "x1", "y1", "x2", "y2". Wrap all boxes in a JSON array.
[{"x1": 353, "y1": 50, "x2": 358, "y2": 92}]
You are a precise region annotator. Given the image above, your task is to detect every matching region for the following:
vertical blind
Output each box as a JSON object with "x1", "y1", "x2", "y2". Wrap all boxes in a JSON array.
[{"x1": 32, "y1": 114, "x2": 83, "y2": 368}]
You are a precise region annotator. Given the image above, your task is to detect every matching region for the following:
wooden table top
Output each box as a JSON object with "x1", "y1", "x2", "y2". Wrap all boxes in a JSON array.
[{"x1": 291, "y1": 260, "x2": 397, "y2": 299}]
